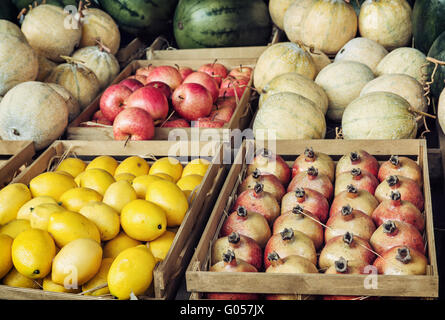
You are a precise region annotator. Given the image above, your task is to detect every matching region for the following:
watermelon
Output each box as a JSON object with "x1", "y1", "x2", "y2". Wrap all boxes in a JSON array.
[
  {"x1": 173, "y1": 0, "x2": 271, "y2": 49},
  {"x1": 0, "y1": 0, "x2": 16, "y2": 21},
  {"x1": 413, "y1": 0, "x2": 445, "y2": 54},
  {"x1": 427, "y1": 31, "x2": 445, "y2": 100}
]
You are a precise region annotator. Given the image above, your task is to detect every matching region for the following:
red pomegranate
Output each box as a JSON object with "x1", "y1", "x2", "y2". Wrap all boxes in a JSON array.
[
  {"x1": 238, "y1": 169, "x2": 285, "y2": 202},
  {"x1": 325, "y1": 205, "x2": 376, "y2": 242},
  {"x1": 211, "y1": 232, "x2": 262, "y2": 270},
  {"x1": 336, "y1": 150, "x2": 379, "y2": 178},
  {"x1": 330, "y1": 185, "x2": 379, "y2": 217},
  {"x1": 324, "y1": 256, "x2": 364, "y2": 275},
  {"x1": 375, "y1": 175, "x2": 424, "y2": 211},
  {"x1": 334, "y1": 168, "x2": 379, "y2": 196},
  {"x1": 287, "y1": 166, "x2": 333, "y2": 201},
  {"x1": 266, "y1": 252, "x2": 318, "y2": 273},
  {"x1": 246, "y1": 149, "x2": 291, "y2": 186},
  {"x1": 220, "y1": 207, "x2": 271, "y2": 248},
  {"x1": 273, "y1": 205, "x2": 324, "y2": 250},
  {"x1": 292, "y1": 147, "x2": 335, "y2": 181},
  {"x1": 232, "y1": 183, "x2": 280, "y2": 225},
  {"x1": 378, "y1": 155, "x2": 423, "y2": 187},
  {"x1": 319, "y1": 232, "x2": 376, "y2": 270},
  {"x1": 370, "y1": 220, "x2": 425, "y2": 255},
  {"x1": 207, "y1": 250, "x2": 259, "y2": 300},
  {"x1": 281, "y1": 188, "x2": 329, "y2": 223},
  {"x1": 264, "y1": 228, "x2": 317, "y2": 269},
  {"x1": 373, "y1": 246, "x2": 427, "y2": 275}
]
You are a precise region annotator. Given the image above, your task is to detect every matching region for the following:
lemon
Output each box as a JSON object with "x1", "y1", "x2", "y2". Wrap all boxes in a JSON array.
[
  {"x1": 78, "y1": 168, "x2": 115, "y2": 196},
  {"x1": 120, "y1": 199, "x2": 167, "y2": 241},
  {"x1": 151, "y1": 173, "x2": 174, "y2": 182},
  {"x1": 177, "y1": 174, "x2": 203, "y2": 192},
  {"x1": 17, "y1": 196, "x2": 58, "y2": 221},
  {"x1": 115, "y1": 173, "x2": 136, "y2": 183},
  {"x1": 115, "y1": 156, "x2": 150, "y2": 177},
  {"x1": 56, "y1": 157, "x2": 87, "y2": 178},
  {"x1": 149, "y1": 157, "x2": 183, "y2": 182},
  {"x1": 52, "y1": 238, "x2": 102, "y2": 286},
  {"x1": 47, "y1": 210, "x2": 101, "y2": 247},
  {"x1": 181, "y1": 158, "x2": 210, "y2": 178},
  {"x1": 148, "y1": 231, "x2": 176, "y2": 262},
  {"x1": 43, "y1": 274, "x2": 81, "y2": 293},
  {"x1": 132, "y1": 175, "x2": 161, "y2": 199},
  {"x1": 86, "y1": 156, "x2": 118, "y2": 176},
  {"x1": 2, "y1": 268, "x2": 42, "y2": 288},
  {"x1": 0, "y1": 183, "x2": 32, "y2": 225},
  {"x1": 29, "y1": 172, "x2": 77, "y2": 201},
  {"x1": 79, "y1": 202, "x2": 120, "y2": 241},
  {"x1": 11, "y1": 229, "x2": 56, "y2": 279},
  {"x1": 59, "y1": 187, "x2": 103, "y2": 212},
  {"x1": 0, "y1": 219, "x2": 31, "y2": 238},
  {"x1": 103, "y1": 232, "x2": 142, "y2": 259},
  {"x1": 82, "y1": 258, "x2": 113, "y2": 296},
  {"x1": 146, "y1": 179, "x2": 189, "y2": 227},
  {"x1": 30, "y1": 203, "x2": 66, "y2": 231},
  {"x1": 74, "y1": 171, "x2": 84, "y2": 187},
  {"x1": 0, "y1": 234, "x2": 13, "y2": 278},
  {"x1": 108, "y1": 244, "x2": 157, "y2": 300},
  {"x1": 102, "y1": 180, "x2": 137, "y2": 214}
]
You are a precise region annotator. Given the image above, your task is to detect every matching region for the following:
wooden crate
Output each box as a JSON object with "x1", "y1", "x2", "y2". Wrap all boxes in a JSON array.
[
  {"x1": 0, "y1": 141, "x2": 35, "y2": 187},
  {"x1": 186, "y1": 139, "x2": 439, "y2": 299},
  {"x1": 0, "y1": 140, "x2": 228, "y2": 300},
  {"x1": 116, "y1": 38, "x2": 149, "y2": 68},
  {"x1": 66, "y1": 59, "x2": 256, "y2": 142}
]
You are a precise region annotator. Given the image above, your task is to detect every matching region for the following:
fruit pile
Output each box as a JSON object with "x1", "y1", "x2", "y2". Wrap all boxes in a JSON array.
[
  {"x1": 0, "y1": 154, "x2": 210, "y2": 299},
  {"x1": 93, "y1": 62, "x2": 253, "y2": 140},
  {"x1": 208, "y1": 148, "x2": 427, "y2": 300}
]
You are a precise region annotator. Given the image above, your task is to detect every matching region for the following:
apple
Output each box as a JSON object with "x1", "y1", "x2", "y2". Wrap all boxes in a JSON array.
[
  {"x1": 229, "y1": 66, "x2": 253, "y2": 81},
  {"x1": 124, "y1": 86, "x2": 169, "y2": 122},
  {"x1": 198, "y1": 62, "x2": 228, "y2": 86},
  {"x1": 113, "y1": 107, "x2": 155, "y2": 141},
  {"x1": 183, "y1": 71, "x2": 219, "y2": 102},
  {"x1": 219, "y1": 76, "x2": 249, "y2": 99},
  {"x1": 215, "y1": 96, "x2": 237, "y2": 110},
  {"x1": 172, "y1": 83, "x2": 213, "y2": 121},
  {"x1": 127, "y1": 75, "x2": 147, "y2": 85},
  {"x1": 176, "y1": 65, "x2": 194, "y2": 80},
  {"x1": 135, "y1": 65, "x2": 155, "y2": 77},
  {"x1": 145, "y1": 81, "x2": 172, "y2": 100},
  {"x1": 146, "y1": 65, "x2": 183, "y2": 90},
  {"x1": 210, "y1": 106, "x2": 234, "y2": 123},
  {"x1": 161, "y1": 118, "x2": 190, "y2": 128},
  {"x1": 119, "y1": 78, "x2": 144, "y2": 92},
  {"x1": 99, "y1": 84, "x2": 133, "y2": 122},
  {"x1": 192, "y1": 118, "x2": 226, "y2": 128}
]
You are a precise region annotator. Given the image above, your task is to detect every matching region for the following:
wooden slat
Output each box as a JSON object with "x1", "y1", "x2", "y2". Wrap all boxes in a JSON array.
[{"x1": 0, "y1": 141, "x2": 35, "y2": 186}]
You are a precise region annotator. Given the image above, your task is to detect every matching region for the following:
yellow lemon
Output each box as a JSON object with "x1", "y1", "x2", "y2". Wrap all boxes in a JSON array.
[
  {"x1": 74, "y1": 171, "x2": 84, "y2": 187},
  {"x1": 176, "y1": 174, "x2": 203, "y2": 192},
  {"x1": 52, "y1": 238, "x2": 102, "y2": 286},
  {"x1": 0, "y1": 219, "x2": 31, "y2": 238},
  {"x1": 17, "y1": 196, "x2": 58, "y2": 221},
  {"x1": 29, "y1": 172, "x2": 77, "y2": 201},
  {"x1": 115, "y1": 173, "x2": 136, "y2": 183},
  {"x1": 79, "y1": 202, "x2": 120, "y2": 241},
  {"x1": 30, "y1": 203, "x2": 66, "y2": 231},
  {"x1": 132, "y1": 175, "x2": 161, "y2": 199},
  {"x1": 47, "y1": 210, "x2": 101, "y2": 247},
  {"x1": 0, "y1": 183, "x2": 32, "y2": 225},
  {"x1": 0, "y1": 234, "x2": 13, "y2": 278},
  {"x1": 149, "y1": 157, "x2": 183, "y2": 182},
  {"x1": 120, "y1": 199, "x2": 167, "y2": 241},
  {"x1": 11, "y1": 229, "x2": 56, "y2": 279},
  {"x1": 115, "y1": 156, "x2": 150, "y2": 177},
  {"x1": 102, "y1": 180, "x2": 137, "y2": 214},
  {"x1": 103, "y1": 232, "x2": 142, "y2": 259},
  {"x1": 151, "y1": 173, "x2": 174, "y2": 182},
  {"x1": 107, "y1": 244, "x2": 156, "y2": 300},
  {"x1": 82, "y1": 258, "x2": 113, "y2": 296},
  {"x1": 148, "y1": 231, "x2": 176, "y2": 262},
  {"x1": 2, "y1": 268, "x2": 42, "y2": 288},
  {"x1": 78, "y1": 168, "x2": 115, "y2": 196},
  {"x1": 181, "y1": 158, "x2": 210, "y2": 178},
  {"x1": 56, "y1": 157, "x2": 87, "y2": 178},
  {"x1": 43, "y1": 274, "x2": 81, "y2": 293},
  {"x1": 86, "y1": 155, "x2": 118, "y2": 176},
  {"x1": 59, "y1": 187, "x2": 103, "y2": 212},
  {"x1": 146, "y1": 179, "x2": 189, "y2": 227}
]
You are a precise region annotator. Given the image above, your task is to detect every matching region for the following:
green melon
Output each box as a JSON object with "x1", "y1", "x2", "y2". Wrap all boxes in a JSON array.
[
  {"x1": 413, "y1": 0, "x2": 445, "y2": 54},
  {"x1": 427, "y1": 31, "x2": 445, "y2": 100}
]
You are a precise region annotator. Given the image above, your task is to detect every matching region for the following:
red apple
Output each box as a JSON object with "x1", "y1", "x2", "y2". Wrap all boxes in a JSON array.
[
  {"x1": 127, "y1": 75, "x2": 147, "y2": 85},
  {"x1": 172, "y1": 83, "x2": 213, "y2": 121},
  {"x1": 135, "y1": 65, "x2": 155, "y2": 77},
  {"x1": 113, "y1": 107, "x2": 155, "y2": 141},
  {"x1": 99, "y1": 84, "x2": 133, "y2": 122},
  {"x1": 119, "y1": 78, "x2": 144, "y2": 92},
  {"x1": 124, "y1": 86, "x2": 169, "y2": 122},
  {"x1": 183, "y1": 71, "x2": 219, "y2": 102},
  {"x1": 161, "y1": 118, "x2": 190, "y2": 128},
  {"x1": 229, "y1": 65, "x2": 253, "y2": 81},
  {"x1": 215, "y1": 96, "x2": 237, "y2": 110},
  {"x1": 219, "y1": 76, "x2": 249, "y2": 99},
  {"x1": 89, "y1": 111, "x2": 113, "y2": 126},
  {"x1": 145, "y1": 81, "x2": 172, "y2": 100},
  {"x1": 198, "y1": 62, "x2": 228, "y2": 86},
  {"x1": 191, "y1": 118, "x2": 226, "y2": 128},
  {"x1": 210, "y1": 105, "x2": 234, "y2": 123},
  {"x1": 176, "y1": 65, "x2": 193, "y2": 80},
  {"x1": 145, "y1": 65, "x2": 183, "y2": 90}
]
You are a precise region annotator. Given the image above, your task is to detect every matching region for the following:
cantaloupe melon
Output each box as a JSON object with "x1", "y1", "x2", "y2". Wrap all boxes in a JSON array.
[
  {"x1": 0, "y1": 19, "x2": 26, "y2": 41},
  {"x1": 308, "y1": 48, "x2": 331, "y2": 76},
  {"x1": 269, "y1": 0, "x2": 296, "y2": 30},
  {"x1": 283, "y1": 0, "x2": 317, "y2": 43},
  {"x1": 36, "y1": 55, "x2": 58, "y2": 82},
  {"x1": 47, "y1": 83, "x2": 81, "y2": 122},
  {"x1": 438, "y1": 88, "x2": 445, "y2": 134}
]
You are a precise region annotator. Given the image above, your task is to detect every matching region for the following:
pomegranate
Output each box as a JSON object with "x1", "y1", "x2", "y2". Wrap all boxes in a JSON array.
[
  {"x1": 238, "y1": 169, "x2": 285, "y2": 202},
  {"x1": 207, "y1": 250, "x2": 259, "y2": 300},
  {"x1": 324, "y1": 256, "x2": 364, "y2": 275},
  {"x1": 373, "y1": 246, "x2": 427, "y2": 275},
  {"x1": 319, "y1": 232, "x2": 376, "y2": 270},
  {"x1": 325, "y1": 205, "x2": 376, "y2": 242},
  {"x1": 273, "y1": 205, "x2": 324, "y2": 250},
  {"x1": 232, "y1": 183, "x2": 280, "y2": 225},
  {"x1": 334, "y1": 168, "x2": 379, "y2": 196},
  {"x1": 378, "y1": 155, "x2": 423, "y2": 187},
  {"x1": 375, "y1": 175, "x2": 424, "y2": 211},
  {"x1": 220, "y1": 207, "x2": 271, "y2": 248},
  {"x1": 246, "y1": 149, "x2": 291, "y2": 186},
  {"x1": 287, "y1": 166, "x2": 333, "y2": 201},
  {"x1": 266, "y1": 294, "x2": 314, "y2": 300},
  {"x1": 323, "y1": 296, "x2": 376, "y2": 300},
  {"x1": 266, "y1": 252, "x2": 318, "y2": 273},
  {"x1": 372, "y1": 190, "x2": 425, "y2": 232},
  {"x1": 330, "y1": 185, "x2": 379, "y2": 217},
  {"x1": 264, "y1": 228, "x2": 317, "y2": 269},
  {"x1": 336, "y1": 150, "x2": 379, "y2": 178},
  {"x1": 281, "y1": 188, "x2": 329, "y2": 223},
  {"x1": 291, "y1": 147, "x2": 335, "y2": 181},
  {"x1": 211, "y1": 232, "x2": 262, "y2": 270},
  {"x1": 369, "y1": 220, "x2": 424, "y2": 255}
]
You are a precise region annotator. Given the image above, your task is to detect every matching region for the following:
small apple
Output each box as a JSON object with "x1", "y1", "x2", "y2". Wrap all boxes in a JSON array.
[
  {"x1": 124, "y1": 86, "x2": 169, "y2": 122},
  {"x1": 127, "y1": 75, "x2": 148, "y2": 85},
  {"x1": 119, "y1": 78, "x2": 144, "y2": 92},
  {"x1": 176, "y1": 65, "x2": 194, "y2": 80},
  {"x1": 183, "y1": 71, "x2": 219, "y2": 103},
  {"x1": 146, "y1": 65, "x2": 183, "y2": 90},
  {"x1": 192, "y1": 118, "x2": 226, "y2": 128},
  {"x1": 113, "y1": 107, "x2": 155, "y2": 141},
  {"x1": 135, "y1": 65, "x2": 155, "y2": 77},
  {"x1": 219, "y1": 76, "x2": 249, "y2": 99},
  {"x1": 210, "y1": 106, "x2": 234, "y2": 123},
  {"x1": 228, "y1": 65, "x2": 253, "y2": 81},
  {"x1": 99, "y1": 84, "x2": 133, "y2": 122},
  {"x1": 161, "y1": 118, "x2": 191, "y2": 128},
  {"x1": 172, "y1": 83, "x2": 213, "y2": 121},
  {"x1": 198, "y1": 62, "x2": 228, "y2": 86},
  {"x1": 145, "y1": 81, "x2": 172, "y2": 100},
  {"x1": 215, "y1": 96, "x2": 237, "y2": 110}
]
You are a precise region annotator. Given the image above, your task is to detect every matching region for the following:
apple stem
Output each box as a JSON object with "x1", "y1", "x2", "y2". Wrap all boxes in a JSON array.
[
  {"x1": 212, "y1": 59, "x2": 218, "y2": 67},
  {"x1": 178, "y1": 95, "x2": 184, "y2": 100},
  {"x1": 124, "y1": 135, "x2": 131, "y2": 147}
]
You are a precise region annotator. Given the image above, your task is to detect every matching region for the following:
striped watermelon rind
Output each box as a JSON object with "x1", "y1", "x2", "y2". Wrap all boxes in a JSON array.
[
  {"x1": 413, "y1": 0, "x2": 445, "y2": 54},
  {"x1": 427, "y1": 31, "x2": 445, "y2": 101}
]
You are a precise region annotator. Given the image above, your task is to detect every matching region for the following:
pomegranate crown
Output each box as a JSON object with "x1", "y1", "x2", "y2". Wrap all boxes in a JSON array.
[
  {"x1": 254, "y1": 183, "x2": 264, "y2": 194},
  {"x1": 223, "y1": 250, "x2": 236, "y2": 263},
  {"x1": 236, "y1": 206, "x2": 248, "y2": 217},
  {"x1": 292, "y1": 205, "x2": 305, "y2": 216},
  {"x1": 334, "y1": 257, "x2": 348, "y2": 273},
  {"x1": 304, "y1": 147, "x2": 315, "y2": 159},
  {"x1": 343, "y1": 232, "x2": 354, "y2": 245},
  {"x1": 383, "y1": 220, "x2": 397, "y2": 234},
  {"x1": 228, "y1": 232, "x2": 241, "y2": 244},
  {"x1": 396, "y1": 247, "x2": 412, "y2": 264},
  {"x1": 390, "y1": 155, "x2": 400, "y2": 166},
  {"x1": 307, "y1": 166, "x2": 318, "y2": 177},
  {"x1": 267, "y1": 251, "x2": 280, "y2": 262},
  {"x1": 341, "y1": 205, "x2": 353, "y2": 216},
  {"x1": 280, "y1": 228, "x2": 294, "y2": 241},
  {"x1": 350, "y1": 151, "x2": 360, "y2": 162},
  {"x1": 346, "y1": 184, "x2": 358, "y2": 194},
  {"x1": 351, "y1": 168, "x2": 362, "y2": 176},
  {"x1": 386, "y1": 175, "x2": 399, "y2": 187},
  {"x1": 390, "y1": 190, "x2": 401, "y2": 201},
  {"x1": 252, "y1": 168, "x2": 261, "y2": 179},
  {"x1": 295, "y1": 188, "x2": 305, "y2": 198}
]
